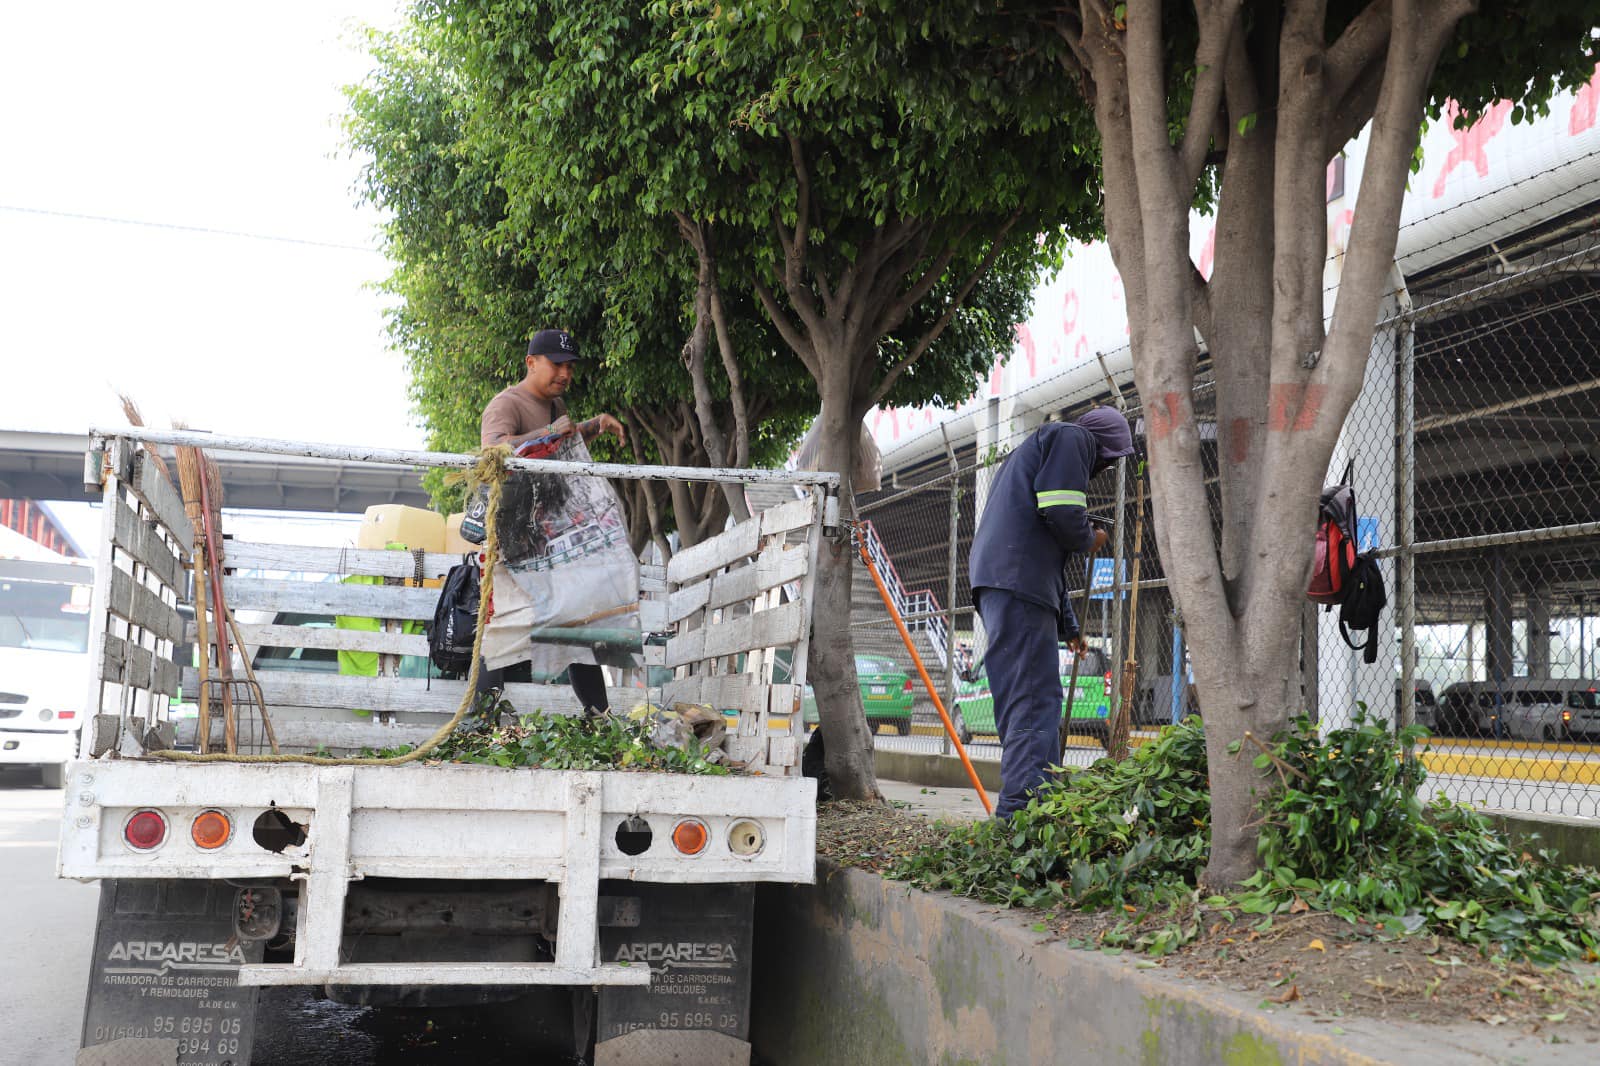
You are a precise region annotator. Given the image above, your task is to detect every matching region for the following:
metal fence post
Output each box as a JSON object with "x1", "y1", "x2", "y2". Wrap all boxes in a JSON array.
[
  {"x1": 1396, "y1": 266, "x2": 1417, "y2": 740},
  {"x1": 1108, "y1": 454, "x2": 1129, "y2": 713},
  {"x1": 940, "y1": 424, "x2": 960, "y2": 756}
]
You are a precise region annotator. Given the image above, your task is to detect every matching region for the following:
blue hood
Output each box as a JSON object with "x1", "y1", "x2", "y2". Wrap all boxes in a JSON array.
[{"x1": 1075, "y1": 407, "x2": 1134, "y2": 465}]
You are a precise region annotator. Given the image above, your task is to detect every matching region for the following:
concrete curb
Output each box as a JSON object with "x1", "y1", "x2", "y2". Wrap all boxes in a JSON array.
[
  {"x1": 752, "y1": 862, "x2": 1588, "y2": 1065},
  {"x1": 1488, "y1": 809, "x2": 1600, "y2": 868},
  {"x1": 874, "y1": 747, "x2": 1002, "y2": 792}
]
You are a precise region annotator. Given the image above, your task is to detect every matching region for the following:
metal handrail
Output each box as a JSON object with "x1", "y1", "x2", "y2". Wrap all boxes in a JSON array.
[
  {"x1": 859, "y1": 520, "x2": 948, "y2": 668},
  {"x1": 90, "y1": 427, "x2": 842, "y2": 490}
]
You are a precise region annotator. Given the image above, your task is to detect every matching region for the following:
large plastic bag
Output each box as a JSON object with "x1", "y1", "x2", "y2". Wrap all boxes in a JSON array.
[{"x1": 480, "y1": 434, "x2": 641, "y2": 676}]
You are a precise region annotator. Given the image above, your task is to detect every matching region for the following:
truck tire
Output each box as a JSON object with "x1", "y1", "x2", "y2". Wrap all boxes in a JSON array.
[
  {"x1": 40, "y1": 762, "x2": 64, "y2": 789},
  {"x1": 895, "y1": 719, "x2": 911, "y2": 737},
  {"x1": 955, "y1": 711, "x2": 973, "y2": 745}
]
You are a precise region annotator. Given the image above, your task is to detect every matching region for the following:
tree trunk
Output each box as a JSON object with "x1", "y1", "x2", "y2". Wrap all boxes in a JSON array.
[
  {"x1": 678, "y1": 216, "x2": 753, "y2": 524},
  {"x1": 808, "y1": 378, "x2": 881, "y2": 802}
]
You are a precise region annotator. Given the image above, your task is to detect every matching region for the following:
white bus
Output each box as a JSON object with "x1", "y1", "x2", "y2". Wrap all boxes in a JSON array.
[{"x1": 0, "y1": 527, "x2": 92, "y2": 788}]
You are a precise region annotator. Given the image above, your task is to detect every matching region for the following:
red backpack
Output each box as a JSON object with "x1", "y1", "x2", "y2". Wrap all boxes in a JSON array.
[{"x1": 1307, "y1": 470, "x2": 1358, "y2": 606}]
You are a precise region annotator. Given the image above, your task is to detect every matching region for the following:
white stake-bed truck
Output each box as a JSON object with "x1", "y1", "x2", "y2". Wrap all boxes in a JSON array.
[{"x1": 59, "y1": 428, "x2": 836, "y2": 1066}]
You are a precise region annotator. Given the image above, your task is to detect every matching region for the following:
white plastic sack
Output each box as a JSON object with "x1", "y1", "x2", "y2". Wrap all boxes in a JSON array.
[{"x1": 481, "y1": 434, "x2": 641, "y2": 675}]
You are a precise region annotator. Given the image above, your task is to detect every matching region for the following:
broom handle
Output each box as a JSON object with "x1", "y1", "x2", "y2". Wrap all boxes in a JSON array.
[
  {"x1": 197, "y1": 472, "x2": 236, "y2": 753},
  {"x1": 191, "y1": 545, "x2": 212, "y2": 755},
  {"x1": 1058, "y1": 545, "x2": 1099, "y2": 760},
  {"x1": 1109, "y1": 468, "x2": 1148, "y2": 760}
]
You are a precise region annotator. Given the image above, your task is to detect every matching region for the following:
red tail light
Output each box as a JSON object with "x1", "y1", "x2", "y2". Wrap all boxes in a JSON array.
[
  {"x1": 671, "y1": 819, "x2": 709, "y2": 856},
  {"x1": 1105, "y1": 672, "x2": 1112, "y2": 685},
  {"x1": 56, "y1": 711, "x2": 76, "y2": 720},
  {"x1": 1563, "y1": 711, "x2": 1573, "y2": 722},
  {"x1": 124, "y1": 810, "x2": 167, "y2": 851},
  {"x1": 903, "y1": 678, "x2": 914, "y2": 693}
]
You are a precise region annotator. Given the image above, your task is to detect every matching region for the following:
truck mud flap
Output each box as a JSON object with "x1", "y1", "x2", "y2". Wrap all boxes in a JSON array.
[
  {"x1": 80, "y1": 880, "x2": 265, "y2": 1066},
  {"x1": 595, "y1": 882, "x2": 753, "y2": 1066}
]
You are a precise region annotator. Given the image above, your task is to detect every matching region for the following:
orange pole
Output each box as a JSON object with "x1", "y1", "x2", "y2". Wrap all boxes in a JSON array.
[{"x1": 857, "y1": 536, "x2": 993, "y2": 815}]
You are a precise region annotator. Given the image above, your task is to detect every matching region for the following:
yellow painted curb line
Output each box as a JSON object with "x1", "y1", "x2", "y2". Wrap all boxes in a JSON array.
[{"x1": 1419, "y1": 750, "x2": 1600, "y2": 785}]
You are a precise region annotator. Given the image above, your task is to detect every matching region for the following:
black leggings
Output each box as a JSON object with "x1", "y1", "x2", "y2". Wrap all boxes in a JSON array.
[{"x1": 476, "y1": 659, "x2": 610, "y2": 713}]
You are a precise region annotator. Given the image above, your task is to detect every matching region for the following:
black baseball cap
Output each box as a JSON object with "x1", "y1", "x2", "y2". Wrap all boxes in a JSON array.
[{"x1": 526, "y1": 328, "x2": 580, "y2": 363}]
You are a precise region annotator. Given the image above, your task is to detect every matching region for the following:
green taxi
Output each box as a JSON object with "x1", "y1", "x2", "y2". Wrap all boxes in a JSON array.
[
  {"x1": 953, "y1": 644, "x2": 1112, "y2": 749},
  {"x1": 802, "y1": 654, "x2": 917, "y2": 735}
]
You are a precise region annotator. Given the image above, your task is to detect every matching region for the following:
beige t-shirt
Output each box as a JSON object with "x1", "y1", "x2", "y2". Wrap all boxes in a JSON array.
[{"x1": 480, "y1": 385, "x2": 568, "y2": 447}]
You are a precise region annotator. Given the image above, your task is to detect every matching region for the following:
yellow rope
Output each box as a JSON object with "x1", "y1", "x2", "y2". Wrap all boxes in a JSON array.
[{"x1": 150, "y1": 446, "x2": 513, "y2": 766}]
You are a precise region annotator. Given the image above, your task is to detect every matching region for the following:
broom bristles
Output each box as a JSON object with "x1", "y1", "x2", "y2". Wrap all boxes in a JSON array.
[
  {"x1": 170, "y1": 422, "x2": 223, "y2": 548},
  {"x1": 117, "y1": 392, "x2": 172, "y2": 479}
]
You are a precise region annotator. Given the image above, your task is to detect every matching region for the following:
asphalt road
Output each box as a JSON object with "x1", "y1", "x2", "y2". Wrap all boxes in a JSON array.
[{"x1": 0, "y1": 767, "x2": 99, "y2": 1066}]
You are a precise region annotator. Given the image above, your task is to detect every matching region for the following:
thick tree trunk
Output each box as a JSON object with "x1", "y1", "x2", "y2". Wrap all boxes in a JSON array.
[{"x1": 808, "y1": 378, "x2": 881, "y2": 802}]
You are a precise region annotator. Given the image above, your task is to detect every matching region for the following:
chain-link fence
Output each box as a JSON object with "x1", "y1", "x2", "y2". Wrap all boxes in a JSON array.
[{"x1": 849, "y1": 216, "x2": 1600, "y2": 820}]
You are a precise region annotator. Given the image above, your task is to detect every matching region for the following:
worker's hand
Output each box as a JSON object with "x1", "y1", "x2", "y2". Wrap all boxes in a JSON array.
[
  {"x1": 594, "y1": 412, "x2": 626, "y2": 443},
  {"x1": 1091, "y1": 527, "x2": 1110, "y2": 553},
  {"x1": 1063, "y1": 635, "x2": 1088, "y2": 655},
  {"x1": 548, "y1": 415, "x2": 576, "y2": 439}
]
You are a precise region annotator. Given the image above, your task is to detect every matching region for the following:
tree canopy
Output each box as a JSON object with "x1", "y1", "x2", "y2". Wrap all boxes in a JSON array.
[{"x1": 400, "y1": 0, "x2": 1102, "y2": 798}]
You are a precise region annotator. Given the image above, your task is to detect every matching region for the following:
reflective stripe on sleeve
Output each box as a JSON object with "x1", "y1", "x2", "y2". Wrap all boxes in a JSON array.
[{"x1": 1035, "y1": 489, "x2": 1087, "y2": 509}]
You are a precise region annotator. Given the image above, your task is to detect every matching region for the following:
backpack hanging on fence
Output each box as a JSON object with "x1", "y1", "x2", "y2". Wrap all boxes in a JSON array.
[
  {"x1": 1307, "y1": 462, "x2": 1359, "y2": 606},
  {"x1": 1338, "y1": 555, "x2": 1388, "y2": 664},
  {"x1": 428, "y1": 554, "x2": 481, "y2": 677}
]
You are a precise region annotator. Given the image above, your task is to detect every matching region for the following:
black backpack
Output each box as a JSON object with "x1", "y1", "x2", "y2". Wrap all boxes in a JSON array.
[
  {"x1": 428, "y1": 555, "x2": 481, "y2": 677},
  {"x1": 1339, "y1": 555, "x2": 1388, "y2": 664}
]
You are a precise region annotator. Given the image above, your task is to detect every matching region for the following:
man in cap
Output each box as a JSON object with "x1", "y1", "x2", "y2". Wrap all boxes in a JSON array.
[
  {"x1": 968, "y1": 405, "x2": 1135, "y2": 817},
  {"x1": 478, "y1": 328, "x2": 625, "y2": 713},
  {"x1": 480, "y1": 328, "x2": 625, "y2": 449}
]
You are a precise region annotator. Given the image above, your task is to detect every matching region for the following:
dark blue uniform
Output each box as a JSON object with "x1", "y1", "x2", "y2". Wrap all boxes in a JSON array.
[{"x1": 970, "y1": 422, "x2": 1098, "y2": 817}]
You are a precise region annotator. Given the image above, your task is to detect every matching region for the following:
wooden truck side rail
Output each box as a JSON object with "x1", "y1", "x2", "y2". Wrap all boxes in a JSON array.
[{"x1": 77, "y1": 428, "x2": 838, "y2": 770}]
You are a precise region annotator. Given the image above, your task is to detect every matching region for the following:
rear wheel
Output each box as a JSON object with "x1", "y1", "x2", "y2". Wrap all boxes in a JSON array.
[
  {"x1": 895, "y1": 719, "x2": 911, "y2": 737},
  {"x1": 955, "y1": 710, "x2": 973, "y2": 745},
  {"x1": 1543, "y1": 723, "x2": 1559, "y2": 743}
]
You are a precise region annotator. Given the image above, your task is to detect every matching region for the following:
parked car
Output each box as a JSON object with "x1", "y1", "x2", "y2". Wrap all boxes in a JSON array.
[
  {"x1": 1437, "y1": 678, "x2": 1598, "y2": 739},
  {"x1": 801, "y1": 654, "x2": 917, "y2": 735},
  {"x1": 1501, "y1": 688, "x2": 1574, "y2": 742},
  {"x1": 953, "y1": 644, "x2": 1112, "y2": 749},
  {"x1": 1395, "y1": 680, "x2": 1437, "y2": 732}
]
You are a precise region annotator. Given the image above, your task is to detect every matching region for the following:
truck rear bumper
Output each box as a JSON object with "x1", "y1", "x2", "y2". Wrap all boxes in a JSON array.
[{"x1": 60, "y1": 760, "x2": 815, "y2": 987}]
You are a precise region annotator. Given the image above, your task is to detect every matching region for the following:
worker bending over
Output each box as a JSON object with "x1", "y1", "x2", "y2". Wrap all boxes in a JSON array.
[{"x1": 968, "y1": 406, "x2": 1133, "y2": 817}]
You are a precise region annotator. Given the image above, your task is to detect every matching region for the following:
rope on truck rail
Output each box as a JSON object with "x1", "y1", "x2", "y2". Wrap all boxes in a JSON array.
[{"x1": 148, "y1": 445, "x2": 513, "y2": 766}]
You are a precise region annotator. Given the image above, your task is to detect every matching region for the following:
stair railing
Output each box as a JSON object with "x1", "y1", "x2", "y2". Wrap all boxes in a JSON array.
[{"x1": 859, "y1": 519, "x2": 948, "y2": 669}]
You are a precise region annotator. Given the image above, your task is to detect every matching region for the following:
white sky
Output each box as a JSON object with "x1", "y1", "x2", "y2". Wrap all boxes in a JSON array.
[{"x1": 0, "y1": 1, "x2": 419, "y2": 449}]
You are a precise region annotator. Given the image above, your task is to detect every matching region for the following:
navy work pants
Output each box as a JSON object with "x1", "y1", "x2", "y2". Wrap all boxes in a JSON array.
[{"x1": 975, "y1": 587, "x2": 1064, "y2": 818}]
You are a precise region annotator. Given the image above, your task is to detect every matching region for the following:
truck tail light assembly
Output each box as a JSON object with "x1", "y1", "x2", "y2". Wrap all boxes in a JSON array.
[
  {"x1": 191, "y1": 810, "x2": 232, "y2": 850},
  {"x1": 902, "y1": 678, "x2": 914, "y2": 693},
  {"x1": 728, "y1": 819, "x2": 765, "y2": 857},
  {"x1": 671, "y1": 819, "x2": 708, "y2": 856},
  {"x1": 124, "y1": 809, "x2": 167, "y2": 851}
]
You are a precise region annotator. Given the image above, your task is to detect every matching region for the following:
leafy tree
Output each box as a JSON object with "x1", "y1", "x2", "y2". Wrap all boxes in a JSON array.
[
  {"x1": 344, "y1": 22, "x2": 809, "y2": 553},
  {"x1": 738, "y1": 0, "x2": 1600, "y2": 884},
  {"x1": 435, "y1": 0, "x2": 1099, "y2": 799}
]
